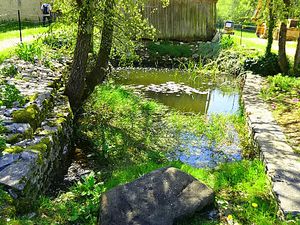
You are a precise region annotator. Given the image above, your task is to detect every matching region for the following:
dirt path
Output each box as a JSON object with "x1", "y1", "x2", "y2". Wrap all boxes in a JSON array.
[{"x1": 0, "y1": 36, "x2": 35, "y2": 51}]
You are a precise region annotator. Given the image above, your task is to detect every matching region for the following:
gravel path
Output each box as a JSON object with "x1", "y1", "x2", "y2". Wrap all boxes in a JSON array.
[{"x1": 0, "y1": 36, "x2": 35, "y2": 51}]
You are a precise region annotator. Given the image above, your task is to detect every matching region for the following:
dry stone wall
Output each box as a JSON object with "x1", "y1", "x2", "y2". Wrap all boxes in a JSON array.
[{"x1": 0, "y1": 58, "x2": 73, "y2": 210}]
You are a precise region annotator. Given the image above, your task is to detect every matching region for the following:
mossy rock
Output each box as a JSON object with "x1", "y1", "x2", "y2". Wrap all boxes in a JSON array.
[
  {"x1": 0, "y1": 188, "x2": 16, "y2": 218},
  {"x1": 12, "y1": 104, "x2": 41, "y2": 130}
]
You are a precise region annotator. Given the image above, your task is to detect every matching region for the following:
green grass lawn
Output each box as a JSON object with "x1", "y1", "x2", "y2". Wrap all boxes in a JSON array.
[
  {"x1": 0, "y1": 27, "x2": 48, "y2": 41},
  {"x1": 0, "y1": 21, "x2": 48, "y2": 41},
  {"x1": 229, "y1": 30, "x2": 297, "y2": 56}
]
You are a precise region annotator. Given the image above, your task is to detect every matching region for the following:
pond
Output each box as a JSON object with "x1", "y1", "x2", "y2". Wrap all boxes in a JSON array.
[
  {"x1": 113, "y1": 69, "x2": 242, "y2": 168},
  {"x1": 113, "y1": 69, "x2": 240, "y2": 114}
]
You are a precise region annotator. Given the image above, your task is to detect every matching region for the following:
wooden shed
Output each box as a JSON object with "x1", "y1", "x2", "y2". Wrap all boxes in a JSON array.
[{"x1": 144, "y1": 0, "x2": 218, "y2": 41}]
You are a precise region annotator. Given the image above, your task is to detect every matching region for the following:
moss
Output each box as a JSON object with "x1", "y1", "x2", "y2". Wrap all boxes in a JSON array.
[
  {"x1": 27, "y1": 93, "x2": 39, "y2": 102},
  {"x1": 27, "y1": 143, "x2": 48, "y2": 153},
  {"x1": 56, "y1": 117, "x2": 66, "y2": 125},
  {"x1": 12, "y1": 104, "x2": 41, "y2": 130},
  {"x1": 3, "y1": 146, "x2": 24, "y2": 154},
  {"x1": 25, "y1": 138, "x2": 51, "y2": 164},
  {"x1": 6, "y1": 134, "x2": 23, "y2": 144},
  {"x1": 0, "y1": 188, "x2": 16, "y2": 218}
]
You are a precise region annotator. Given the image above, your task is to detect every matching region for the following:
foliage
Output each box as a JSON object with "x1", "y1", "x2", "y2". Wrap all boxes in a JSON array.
[
  {"x1": 0, "y1": 83, "x2": 25, "y2": 108},
  {"x1": 0, "y1": 64, "x2": 19, "y2": 78},
  {"x1": 217, "y1": 0, "x2": 257, "y2": 25},
  {"x1": 147, "y1": 41, "x2": 192, "y2": 58},
  {"x1": 15, "y1": 42, "x2": 42, "y2": 63},
  {"x1": 244, "y1": 53, "x2": 281, "y2": 76},
  {"x1": 42, "y1": 30, "x2": 75, "y2": 50},
  {"x1": 221, "y1": 35, "x2": 235, "y2": 49}
]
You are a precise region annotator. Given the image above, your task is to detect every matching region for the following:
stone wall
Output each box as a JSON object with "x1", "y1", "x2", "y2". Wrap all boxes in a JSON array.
[
  {"x1": 0, "y1": 0, "x2": 42, "y2": 21},
  {"x1": 242, "y1": 72, "x2": 300, "y2": 216},
  {"x1": 0, "y1": 58, "x2": 73, "y2": 212}
]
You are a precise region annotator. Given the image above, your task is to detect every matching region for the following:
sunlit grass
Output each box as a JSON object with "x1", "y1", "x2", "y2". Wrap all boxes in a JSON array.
[
  {"x1": 0, "y1": 27, "x2": 48, "y2": 41},
  {"x1": 229, "y1": 30, "x2": 297, "y2": 56}
]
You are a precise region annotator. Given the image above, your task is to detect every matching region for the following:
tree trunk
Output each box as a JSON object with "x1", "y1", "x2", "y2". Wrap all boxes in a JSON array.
[
  {"x1": 294, "y1": 36, "x2": 300, "y2": 77},
  {"x1": 65, "y1": 0, "x2": 93, "y2": 112},
  {"x1": 86, "y1": 0, "x2": 115, "y2": 94},
  {"x1": 265, "y1": 0, "x2": 275, "y2": 56},
  {"x1": 278, "y1": 22, "x2": 289, "y2": 73}
]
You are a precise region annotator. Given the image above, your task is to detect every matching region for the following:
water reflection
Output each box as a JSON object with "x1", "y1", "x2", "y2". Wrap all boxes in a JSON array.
[{"x1": 114, "y1": 69, "x2": 240, "y2": 114}]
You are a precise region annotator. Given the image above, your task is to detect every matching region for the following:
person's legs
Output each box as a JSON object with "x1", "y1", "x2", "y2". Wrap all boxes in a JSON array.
[{"x1": 42, "y1": 15, "x2": 46, "y2": 26}]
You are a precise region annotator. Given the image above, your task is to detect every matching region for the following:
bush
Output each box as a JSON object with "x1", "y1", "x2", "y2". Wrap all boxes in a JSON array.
[
  {"x1": 244, "y1": 53, "x2": 281, "y2": 76},
  {"x1": 42, "y1": 31, "x2": 75, "y2": 49}
]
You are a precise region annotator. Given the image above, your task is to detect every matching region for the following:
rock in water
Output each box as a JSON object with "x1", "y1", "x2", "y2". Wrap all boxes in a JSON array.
[{"x1": 99, "y1": 167, "x2": 214, "y2": 225}]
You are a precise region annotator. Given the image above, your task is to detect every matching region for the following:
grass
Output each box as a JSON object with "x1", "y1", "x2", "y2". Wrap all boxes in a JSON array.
[
  {"x1": 4, "y1": 84, "x2": 293, "y2": 224},
  {"x1": 0, "y1": 47, "x2": 15, "y2": 63},
  {"x1": 229, "y1": 30, "x2": 297, "y2": 56},
  {"x1": 261, "y1": 74, "x2": 300, "y2": 154}
]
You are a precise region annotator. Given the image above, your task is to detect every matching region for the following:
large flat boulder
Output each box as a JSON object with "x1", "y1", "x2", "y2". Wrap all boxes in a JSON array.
[{"x1": 99, "y1": 167, "x2": 214, "y2": 225}]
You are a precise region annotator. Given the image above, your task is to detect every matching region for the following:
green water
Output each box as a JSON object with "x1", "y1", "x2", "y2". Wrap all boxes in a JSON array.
[{"x1": 113, "y1": 69, "x2": 240, "y2": 114}]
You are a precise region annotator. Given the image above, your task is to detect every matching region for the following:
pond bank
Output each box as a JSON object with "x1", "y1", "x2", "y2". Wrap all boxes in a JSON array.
[{"x1": 242, "y1": 72, "x2": 300, "y2": 216}]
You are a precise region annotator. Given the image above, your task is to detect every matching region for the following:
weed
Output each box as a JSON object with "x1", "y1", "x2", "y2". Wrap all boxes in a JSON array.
[
  {"x1": 0, "y1": 83, "x2": 25, "y2": 108},
  {"x1": 221, "y1": 35, "x2": 235, "y2": 49},
  {"x1": 0, "y1": 64, "x2": 19, "y2": 78},
  {"x1": 15, "y1": 42, "x2": 42, "y2": 63}
]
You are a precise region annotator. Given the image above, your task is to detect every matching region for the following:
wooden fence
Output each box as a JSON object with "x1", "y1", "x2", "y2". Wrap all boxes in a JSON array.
[{"x1": 144, "y1": 0, "x2": 218, "y2": 41}]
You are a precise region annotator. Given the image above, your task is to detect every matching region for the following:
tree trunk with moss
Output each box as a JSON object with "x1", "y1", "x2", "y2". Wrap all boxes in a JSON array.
[
  {"x1": 294, "y1": 36, "x2": 300, "y2": 77},
  {"x1": 86, "y1": 0, "x2": 116, "y2": 94},
  {"x1": 278, "y1": 0, "x2": 290, "y2": 74},
  {"x1": 278, "y1": 22, "x2": 289, "y2": 73},
  {"x1": 265, "y1": 1, "x2": 275, "y2": 56},
  {"x1": 65, "y1": 0, "x2": 93, "y2": 112}
]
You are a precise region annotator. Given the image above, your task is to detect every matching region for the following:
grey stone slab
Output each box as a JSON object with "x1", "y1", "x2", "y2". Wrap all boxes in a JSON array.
[
  {"x1": 0, "y1": 160, "x2": 34, "y2": 190},
  {"x1": 0, "y1": 154, "x2": 20, "y2": 170},
  {"x1": 242, "y1": 73, "x2": 300, "y2": 215}
]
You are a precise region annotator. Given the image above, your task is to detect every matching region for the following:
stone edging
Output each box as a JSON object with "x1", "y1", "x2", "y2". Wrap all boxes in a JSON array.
[
  {"x1": 242, "y1": 73, "x2": 300, "y2": 216},
  {"x1": 0, "y1": 58, "x2": 73, "y2": 210}
]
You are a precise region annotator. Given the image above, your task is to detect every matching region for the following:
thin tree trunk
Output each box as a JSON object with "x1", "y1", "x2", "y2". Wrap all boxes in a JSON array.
[
  {"x1": 86, "y1": 0, "x2": 116, "y2": 94},
  {"x1": 266, "y1": 0, "x2": 275, "y2": 56},
  {"x1": 65, "y1": 0, "x2": 93, "y2": 112},
  {"x1": 278, "y1": 22, "x2": 289, "y2": 73},
  {"x1": 294, "y1": 36, "x2": 300, "y2": 77}
]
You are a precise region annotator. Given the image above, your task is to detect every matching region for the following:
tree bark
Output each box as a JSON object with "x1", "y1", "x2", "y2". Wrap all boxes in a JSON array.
[
  {"x1": 278, "y1": 22, "x2": 289, "y2": 73},
  {"x1": 65, "y1": 0, "x2": 93, "y2": 112},
  {"x1": 294, "y1": 36, "x2": 300, "y2": 77},
  {"x1": 86, "y1": 0, "x2": 116, "y2": 94},
  {"x1": 266, "y1": 0, "x2": 275, "y2": 56}
]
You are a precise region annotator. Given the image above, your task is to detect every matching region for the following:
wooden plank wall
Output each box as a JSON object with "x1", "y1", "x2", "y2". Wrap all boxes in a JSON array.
[{"x1": 144, "y1": 0, "x2": 217, "y2": 41}]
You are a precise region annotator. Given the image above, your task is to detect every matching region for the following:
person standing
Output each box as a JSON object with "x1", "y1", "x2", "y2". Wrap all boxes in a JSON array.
[{"x1": 41, "y1": 2, "x2": 52, "y2": 26}]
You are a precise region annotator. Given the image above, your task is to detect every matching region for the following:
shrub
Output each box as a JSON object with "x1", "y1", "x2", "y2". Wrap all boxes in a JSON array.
[
  {"x1": 42, "y1": 31, "x2": 75, "y2": 49},
  {"x1": 244, "y1": 53, "x2": 281, "y2": 76}
]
